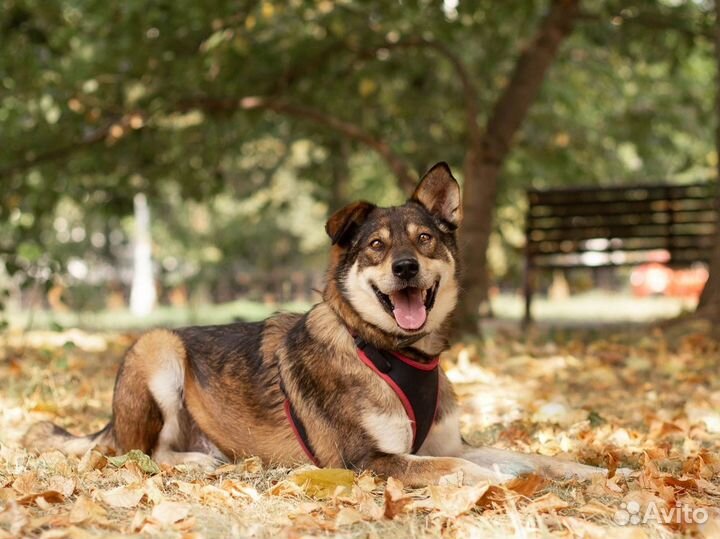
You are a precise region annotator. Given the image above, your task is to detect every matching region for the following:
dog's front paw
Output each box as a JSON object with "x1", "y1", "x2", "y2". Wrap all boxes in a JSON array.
[{"x1": 458, "y1": 461, "x2": 516, "y2": 485}]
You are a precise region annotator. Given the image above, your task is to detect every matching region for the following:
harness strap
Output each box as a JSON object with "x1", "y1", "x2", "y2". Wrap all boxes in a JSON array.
[
  {"x1": 280, "y1": 337, "x2": 440, "y2": 467},
  {"x1": 355, "y1": 338, "x2": 439, "y2": 454},
  {"x1": 282, "y1": 339, "x2": 440, "y2": 464},
  {"x1": 283, "y1": 399, "x2": 321, "y2": 466}
]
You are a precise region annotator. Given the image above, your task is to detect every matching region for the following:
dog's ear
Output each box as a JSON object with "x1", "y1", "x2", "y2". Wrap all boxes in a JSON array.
[
  {"x1": 411, "y1": 162, "x2": 462, "y2": 229},
  {"x1": 326, "y1": 201, "x2": 376, "y2": 246}
]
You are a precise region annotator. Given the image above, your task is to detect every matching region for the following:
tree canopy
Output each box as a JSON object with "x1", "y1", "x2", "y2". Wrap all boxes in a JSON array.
[{"x1": 1, "y1": 0, "x2": 717, "y2": 320}]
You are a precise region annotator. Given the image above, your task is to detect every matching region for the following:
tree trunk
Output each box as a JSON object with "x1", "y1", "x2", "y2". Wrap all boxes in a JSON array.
[
  {"x1": 697, "y1": 0, "x2": 720, "y2": 338},
  {"x1": 456, "y1": 151, "x2": 499, "y2": 331},
  {"x1": 455, "y1": 0, "x2": 581, "y2": 334}
]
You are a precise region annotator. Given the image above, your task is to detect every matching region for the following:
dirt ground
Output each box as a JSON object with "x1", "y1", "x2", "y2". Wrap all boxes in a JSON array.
[{"x1": 0, "y1": 322, "x2": 719, "y2": 538}]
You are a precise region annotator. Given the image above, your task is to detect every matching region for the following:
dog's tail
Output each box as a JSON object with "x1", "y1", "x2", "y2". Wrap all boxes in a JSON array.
[{"x1": 21, "y1": 421, "x2": 115, "y2": 456}]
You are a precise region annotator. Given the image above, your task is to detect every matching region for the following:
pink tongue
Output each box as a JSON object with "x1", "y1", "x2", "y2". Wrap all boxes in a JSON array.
[{"x1": 390, "y1": 288, "x2": 427, "y2": 330}]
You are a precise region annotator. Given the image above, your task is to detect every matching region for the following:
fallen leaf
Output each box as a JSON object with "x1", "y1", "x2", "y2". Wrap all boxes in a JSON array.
[
  {"x1": 143, "y1": 475, "x2": 165, "y2": 505},
  {"x1": 69, "y1": 494, "x2": 107, "y2": 524},
  {"x1": 129, "y1": 509, "x2": 147, "y2": 533},
  {"x1": 575, "y1": 500, "x2": 616, "y2": 516},
  {"x1": 208, "y1": 463, "x2": 238, "y2": 477},
  {"x1": 506, "y1": 474, "x2": 548, "y2": 499},
  {"x1": 240, "y1": 456, "x2": 263, "y2": 474},
  {"x1": 476, "y1": 474, "x2": 548, "y2": 511},
  {"x1": 352, "y1": 486, "x2": 384, "y2": 520},
  {"x1": 334, "y1": 507, "x2": 365, "y2": 527},
  {"x1": 0, "y1": 500, "x2": 29, "y2": 536},
  {"x1": 17, "y1": 490, "x2": 64, "y2": 506},
  {"x1": 265, "y1": 479, "x2": 303, "y2": 497},
  {"x1": 151, "y1": 501, "x2": 190, "y2": 525},
  {"x1": 12, "y1": 471, "x2": 38, "y2": 495},
  {"x1": 220, "y1": 479, "x2": 260, "y2": 501},
  {"x1": 101, "y1": 484, "x2": 145, "y2": 508},
  {"x1": 0, "y1": 488, "x2": 17, "y2": 502},
  {"x1": 429, "y1": 483, "x2": 490, "y2": 517},
  {"x1": 77, "y1": 449, "x2": 107, "y2": 474},
  {"x1": 108, "y1": 450, "x2": 160, "y2": 475},
  {"x1": 522, "y1": 492, "x2": 569, "y2": 513},
  {"x1": 290, "y1": 468, "x2": 354, "y2": 498},
  {"x1": 356, "y1": 471, "x2": 378, "y2": 492},
  {"x1": 47, "y1": 476, "x2": 75, "y2": 498},
  {"x1": 199, "y1": 484, "x2": 232, "y2": 506},
  {"x1": 383, "y1": 477, "x2": 413, "y2": 519},
  {"x1": 38, "y1": 529, "x2": 69, "y2": 539}
]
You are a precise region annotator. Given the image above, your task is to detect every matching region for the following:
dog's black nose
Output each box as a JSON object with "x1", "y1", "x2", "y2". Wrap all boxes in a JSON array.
[{"x1": 392, "y1": 258, "x2": 419, "y2": 280}]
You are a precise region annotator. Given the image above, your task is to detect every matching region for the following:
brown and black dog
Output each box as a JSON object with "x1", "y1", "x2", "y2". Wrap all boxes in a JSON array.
[{"x1": 23, "y1": 163, "x2": 603, "y2": 486}]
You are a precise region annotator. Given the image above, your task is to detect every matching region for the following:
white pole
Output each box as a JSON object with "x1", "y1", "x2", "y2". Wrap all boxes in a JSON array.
[{"x1": 129, "y1": 193, "x2": 156, "y2": 316}]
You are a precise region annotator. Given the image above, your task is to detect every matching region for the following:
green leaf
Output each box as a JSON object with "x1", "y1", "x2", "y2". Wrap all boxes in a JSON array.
[{"x1": 108, "y1": 449, "x2": 161, "y2": 475}]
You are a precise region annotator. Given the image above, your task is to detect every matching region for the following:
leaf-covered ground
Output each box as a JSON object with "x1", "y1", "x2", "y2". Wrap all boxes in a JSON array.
[{"x1": 0, "y1": 323, "x2": 719, "y2": 538}]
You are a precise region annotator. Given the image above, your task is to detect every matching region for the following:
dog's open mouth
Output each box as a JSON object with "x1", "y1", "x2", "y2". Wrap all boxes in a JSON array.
[{"x1": 372, "y1": 281, "x2": 439, "y2": 331}]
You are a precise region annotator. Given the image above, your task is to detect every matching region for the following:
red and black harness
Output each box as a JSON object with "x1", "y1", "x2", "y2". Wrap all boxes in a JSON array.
[{"x1": 282, "y1": 337, "x2": 440, "y2": 466}]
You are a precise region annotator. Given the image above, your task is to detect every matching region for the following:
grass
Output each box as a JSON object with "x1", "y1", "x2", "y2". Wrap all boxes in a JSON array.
[
  {"x1": 492, "y1": 291, "x2": 696, "y2": 324},
  {"x1": 7, "y1": 299, "x2": 311, "y2": 332},
  {"x1": 6, "y1": 291, "x2": 694, "y2": 333}
]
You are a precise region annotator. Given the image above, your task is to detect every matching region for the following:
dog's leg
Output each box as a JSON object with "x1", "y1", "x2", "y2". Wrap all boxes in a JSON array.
[
  {"x1": 366, "y1": 453, "x2": 514, "y2": 487},
  {"x1": 115, "y1": 330, "x2": 220, "y2": 470},
  {"x1": 462, "y1": 446, "x2": 607, "y2": 479},
  {"x1": 418, "y1": 411, "x2": 606, "y2": 481},
  {"x1": 461, "y1": 447, "x2": 606, "y2": 480}
]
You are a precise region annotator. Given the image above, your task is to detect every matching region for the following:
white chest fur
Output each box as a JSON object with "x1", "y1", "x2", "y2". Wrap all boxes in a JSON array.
[{"x1": 361, "y1": 411, "x2": 413, "y2": 454}]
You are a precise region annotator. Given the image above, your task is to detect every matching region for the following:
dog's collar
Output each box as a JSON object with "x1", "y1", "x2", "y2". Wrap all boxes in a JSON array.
[
  {"x1": 282, "y1": 337, "x2": 440, "y2": 466},
  {"x1": 344, "y1": 321, "x2": 430, "y2": 356}
]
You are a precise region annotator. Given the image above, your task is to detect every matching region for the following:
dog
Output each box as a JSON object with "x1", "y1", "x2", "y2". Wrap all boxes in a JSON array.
[{"x1": 23, "y1": 162, "x2": 604, "y2": 486}]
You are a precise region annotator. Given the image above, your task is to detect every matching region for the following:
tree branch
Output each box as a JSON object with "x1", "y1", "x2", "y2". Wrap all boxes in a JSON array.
[
  {"x1": 375, "y1": 37, "x2": 482, "y2": 145},
  {"x1": 0, "y1": 113, "x2": 146, "y2": 178},
  {"x1": 180, "y1": 95, "x2": 417, "y2": 191},
  {"x1": 482, "y1": 0, "x2": 581, "y2": 164}
]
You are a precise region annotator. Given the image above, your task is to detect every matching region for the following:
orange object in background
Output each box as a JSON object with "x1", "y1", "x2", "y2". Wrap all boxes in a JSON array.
[{"x1": 630, "y1": 262, "x2": 708, "y2": 300}]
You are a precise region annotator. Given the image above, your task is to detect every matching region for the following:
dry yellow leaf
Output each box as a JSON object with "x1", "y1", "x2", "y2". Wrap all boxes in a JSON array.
[
  {"x1": 575, "y1": 500, "x2": 616, "y2": 516},
  {"x1": 241, "y1": 456, "x2": 263, "y2": 474},
  {"x1": 522, "y1": 492, "x2": 570, "y2": 513},
  {"x1": 428, "y1": 483, "x2": 490, "y2": 518},
  {"x1": 199, "y1": 484, "x2": 232, "y2": 506},
  {"x1": 12, "y1": 471, "x2": 38, "y2": 495},
  {"x1": 383, "y1": 477, "x2": 413, "y2": 519},
  {"x1": 220, "y1": 479, "x2": 260, "y2": 501},
  {"x1": 47, "y1": 476, "x2": 76, "y2": 498},
  {"x1": 150, "y1": 501, "x2": 190, "y2": 525},
  {"x1": 356, "y1": 472, "x2": 378, "y2": 492},
  {"x1": 17, "y1": 490, "x2": 64, "y2": 506},
  {"x1": 77, "y1": 449, "x2": 107, "y2": 474},
  {"x1": 143, "y1": 475, "x2": 165, "y2": 505},
  {"x1": 69, "y1": 494, "x2": 107, "y2": 524},
  {"x1": 289, "y1": 468, "x2": 354, "y2": 498},
  {"x1": 334, "y1": 507, "x2": 365, "y2": 527},
  {"x1": 101, "y1": 484, "x2": 145, "y2": 508},
  {"x1": 38, "y1": 528, "x2": 69, "y2": 539},
  {"x1": 267, "y1": 479, "x2": 305, "y2": 498}
]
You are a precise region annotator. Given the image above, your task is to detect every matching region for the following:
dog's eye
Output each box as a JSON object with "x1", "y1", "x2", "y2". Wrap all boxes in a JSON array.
[
  {"x1": 418, "y1": 233, "x2": 432, "y2": 244},
  {"x1": 369, "y1": 239, "x2": 385, "y2": 251}
]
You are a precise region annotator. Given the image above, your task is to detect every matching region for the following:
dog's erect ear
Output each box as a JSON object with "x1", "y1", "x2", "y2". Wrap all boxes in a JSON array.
[
  {"x1": 326, "y1": 201, "x2": 376, "y2": 246},
  {"x1": 411, "y1": 162, "x2": 462, "y2": 229}
]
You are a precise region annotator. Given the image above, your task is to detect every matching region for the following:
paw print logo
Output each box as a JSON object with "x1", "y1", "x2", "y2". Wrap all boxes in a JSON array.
[{"x1": 614, "y1": 501, "x2": 641, "y2": 525}]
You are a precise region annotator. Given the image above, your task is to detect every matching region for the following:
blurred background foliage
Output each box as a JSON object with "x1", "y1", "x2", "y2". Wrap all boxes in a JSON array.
[{"x1": 0, "y1": 0, "x2": 717, "y2": 327}]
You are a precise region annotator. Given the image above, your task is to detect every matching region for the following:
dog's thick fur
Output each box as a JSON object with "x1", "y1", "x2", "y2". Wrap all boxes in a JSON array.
[{"x1": 23, "y1": 163, "x2": 603, "y2": 486}]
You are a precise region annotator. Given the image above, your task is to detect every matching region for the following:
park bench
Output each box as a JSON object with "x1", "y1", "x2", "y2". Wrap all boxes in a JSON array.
[{"x1": 523, "y1": 182, "x2": 717, "y2": 322}]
